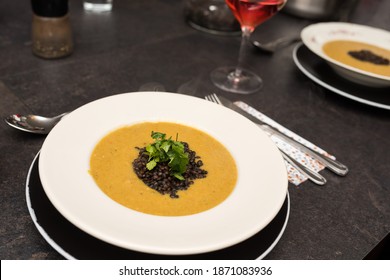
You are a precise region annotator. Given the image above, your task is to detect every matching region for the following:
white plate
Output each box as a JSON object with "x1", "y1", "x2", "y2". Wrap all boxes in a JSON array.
[
  {"x1": 293, "y1": 43, "x2": 390, "y2": 110},
  {"x1": 301, "y1": 22, "x2": 390, "y2": 87},
  {"x1": 39, "y1": 92, "x2": 288, "y2": 255}
]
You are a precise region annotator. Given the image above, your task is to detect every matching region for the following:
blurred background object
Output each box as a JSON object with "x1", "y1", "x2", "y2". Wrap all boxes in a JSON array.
[
  {"x1": 184, "y1": 0, "x2": 240, "y2": 35},
  {"x1": 283, "y1": 0, "x2": 359, "y2": 21},
  {"x1": 83, "y1": 0, "x2": 113, "y2": 12}
]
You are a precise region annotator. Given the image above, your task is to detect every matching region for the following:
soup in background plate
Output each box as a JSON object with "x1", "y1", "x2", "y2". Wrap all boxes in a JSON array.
[{"x1": 323, "y1": 40, "x2": 390, "y2": 77}]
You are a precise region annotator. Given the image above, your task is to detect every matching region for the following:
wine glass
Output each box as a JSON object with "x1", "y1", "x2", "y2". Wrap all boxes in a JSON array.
[{"x1": 211, "y1": 0, "x2": 287, "y2": 94}]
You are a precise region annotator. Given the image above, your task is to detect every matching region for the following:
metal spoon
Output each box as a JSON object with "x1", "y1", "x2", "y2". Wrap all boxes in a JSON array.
[
  {"x1": 252, "y1": 36, "x2": 301, "y2": 53},
  {"x1": 5, "y1": 82, "x2": 167, "y2": 134},
  {"x1": 4, "y1": 112, "x2": 68, "y2": 134}
]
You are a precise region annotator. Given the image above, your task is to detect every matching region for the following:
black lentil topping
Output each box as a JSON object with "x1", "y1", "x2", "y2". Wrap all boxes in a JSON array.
[
  {"x1": 348, "y1": 49, "x2": 389, "y2": 65},
  {"x1": 132, "y1": 142, "x2": 208, "y2": 198}
]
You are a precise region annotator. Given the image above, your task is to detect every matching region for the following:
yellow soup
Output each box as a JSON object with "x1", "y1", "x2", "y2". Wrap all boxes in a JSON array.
[
  {"x1": 89, "y1": 122, "x2": 237, "y2": 216},
  {"x1": 322, "y1": 40, "x2": 390, "y2": 77}
]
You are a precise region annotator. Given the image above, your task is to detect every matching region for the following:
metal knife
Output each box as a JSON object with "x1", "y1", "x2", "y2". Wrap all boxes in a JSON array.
[{"x1": 217, "y1": 95, "x2": 348, "y2": 176}]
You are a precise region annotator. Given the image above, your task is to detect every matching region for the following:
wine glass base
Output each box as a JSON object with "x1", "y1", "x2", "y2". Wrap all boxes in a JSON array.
[{"x1": 211, "y1": 67, "x2": 263, "y2": 94}]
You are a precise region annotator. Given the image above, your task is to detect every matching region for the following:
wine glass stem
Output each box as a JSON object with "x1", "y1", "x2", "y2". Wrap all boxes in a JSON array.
[{"x1": 233, "y1": 27, "x2": 252, "y2": 78}]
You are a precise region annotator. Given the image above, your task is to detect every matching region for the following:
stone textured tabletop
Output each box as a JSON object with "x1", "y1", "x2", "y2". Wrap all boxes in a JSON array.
[{"x1": 1, "y1": 0, "x2": 389, "y2": 259}]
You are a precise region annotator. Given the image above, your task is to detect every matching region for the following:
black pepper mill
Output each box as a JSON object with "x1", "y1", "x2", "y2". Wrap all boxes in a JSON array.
[{"x1": 31, "y1": 0, "x2": 73, "y2": 59}]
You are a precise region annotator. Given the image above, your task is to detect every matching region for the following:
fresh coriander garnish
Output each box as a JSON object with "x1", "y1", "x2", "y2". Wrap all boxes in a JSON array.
[{"x1": 145, "y1": 131, "x2": 189, "y2": 180}]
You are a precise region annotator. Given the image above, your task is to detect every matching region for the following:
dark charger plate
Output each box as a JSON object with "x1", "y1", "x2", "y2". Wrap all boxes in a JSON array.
[
  {"x1": 293, "y1": 43, "x2": 390, "y2": 110},
  {"x1": 27, "y1": 153, "x2": 289, "y2": 260}
]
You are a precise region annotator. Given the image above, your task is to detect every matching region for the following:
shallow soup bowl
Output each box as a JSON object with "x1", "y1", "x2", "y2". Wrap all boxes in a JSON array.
[{"x1": 38, "y1": 91, "x2": 288, "y2": 255}]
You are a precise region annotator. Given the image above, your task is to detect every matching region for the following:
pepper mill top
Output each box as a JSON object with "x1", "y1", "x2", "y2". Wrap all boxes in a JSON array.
[{"x1": 31, "y1": 0, "x2": 68, "y2": 17}]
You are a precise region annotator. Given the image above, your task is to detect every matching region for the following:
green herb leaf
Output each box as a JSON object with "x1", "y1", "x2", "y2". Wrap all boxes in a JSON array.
[
  {"x1": 145, "y1": 145, "x2": 156, "y2": 157},
  {"x1": 144, "y1": 131, "x2": 189, "y2": 180},
  {"x1": 151, "y1": 131, "x2": 166, "y2": 140},
  {"x1": 173, "y1": 173, "x2": 185, "y2": 181},
  {"x1": 160, "y1": 141, "x2": 171, "y2": 153},
  {"x1": 146, "y1": 160, "x2": 157, "y2": 170}
]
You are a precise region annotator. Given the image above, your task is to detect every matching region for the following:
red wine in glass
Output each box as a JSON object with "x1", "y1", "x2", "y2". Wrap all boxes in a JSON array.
[
  {"x1": 211, "y1": 0, "x2": 287, "y2": 94},
  {"x1": 227, "y1": 0, "x2": 285, "y2": 32}
]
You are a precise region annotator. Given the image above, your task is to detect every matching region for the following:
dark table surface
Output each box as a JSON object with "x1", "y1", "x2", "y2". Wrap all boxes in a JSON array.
[{"x1": 1, "y1": 0, "x2": 389, "y2": 260}]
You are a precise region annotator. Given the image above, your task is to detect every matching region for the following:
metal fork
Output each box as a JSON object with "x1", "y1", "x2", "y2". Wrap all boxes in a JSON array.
[{"x1": 205, "y1": 94, "x2": 327, "y2": 185}]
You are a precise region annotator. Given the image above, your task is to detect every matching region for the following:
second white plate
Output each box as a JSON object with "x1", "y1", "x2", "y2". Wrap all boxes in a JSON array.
[{"x1": 301, "y1": 22, "x2": 390, "y2": 87}]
